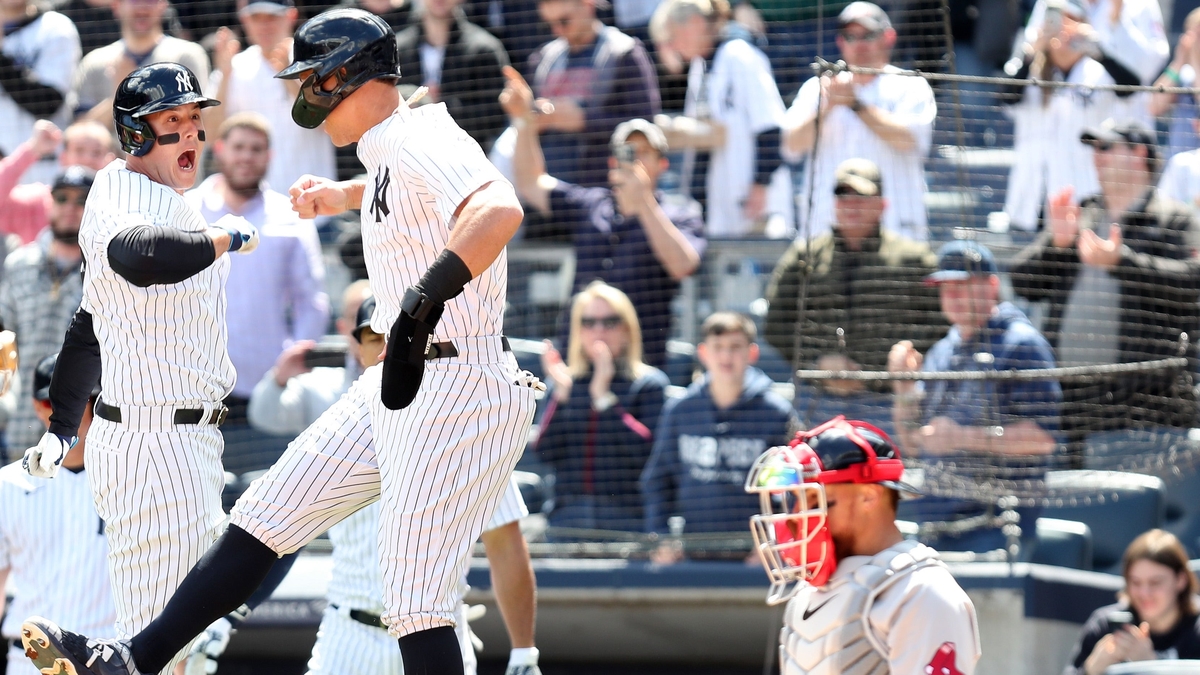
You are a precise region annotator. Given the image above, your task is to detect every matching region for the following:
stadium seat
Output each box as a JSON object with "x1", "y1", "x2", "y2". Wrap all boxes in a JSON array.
[
  {"x1": 1025, "y1": 518, "x2": 1093, "y2": 571},
  {"x1": 1040, "y1": 470, "x2": 1166, "y2": 574}
]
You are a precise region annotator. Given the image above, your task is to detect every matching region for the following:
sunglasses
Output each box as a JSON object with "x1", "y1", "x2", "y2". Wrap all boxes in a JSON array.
[
  {"x1": 52, "y1": 193, "x2": 88, "y2": 207},
  {"x1": 580, "y1": 315, "x2": 622, "y2": 330},
  {"x1": 840, "y1": 29, "x2": 883, "y2": 43}
]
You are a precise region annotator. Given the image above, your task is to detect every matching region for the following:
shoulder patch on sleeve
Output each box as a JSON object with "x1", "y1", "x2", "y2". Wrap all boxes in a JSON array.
[{"x1": 925, "y1": 642, "x2": 964, "y2": 675}]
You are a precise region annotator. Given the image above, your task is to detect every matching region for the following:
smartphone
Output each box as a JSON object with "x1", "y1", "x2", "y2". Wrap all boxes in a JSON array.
[
  {"x1": 613, "y1": 143, "x2": 636, "y2": 164},
  {"x1": 1107, "y1": 610, "x2": 1135, "y2": 630},
  {"x1": 1044, "y1": 4, "x2": 1063, "y2": 33},
  {"x1": 303, "y1": 344, "x2": 349, "y2": 368}
]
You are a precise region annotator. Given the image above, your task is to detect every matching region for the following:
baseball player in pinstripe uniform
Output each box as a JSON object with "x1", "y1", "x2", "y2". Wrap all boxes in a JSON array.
[
  {"x1": 18, "y1": 61, "x2": 260, "y2": 675},
  {"x1": 2, "y1": 354, "x2": 113, "y2": 675},
  {"x1": 21, "y1": 8, "x2": 536, "y2": 675}
]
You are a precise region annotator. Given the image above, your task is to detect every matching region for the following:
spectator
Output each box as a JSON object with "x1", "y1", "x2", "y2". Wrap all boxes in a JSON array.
[
  {"x1": 0, "y1": 167, "x2": 91, "y2": 453},
  {"x1": 534, "y1": 281, "x2": 670, "y2": 533},
  {"x1": 889, "y1": 241, "x2": 1061, "y2": 550},
  {"x1": 1064, "y1": 529, "x2": 1200, "y2": 675},
  {"x1": 73, "y1": 0, "x2": 209, "y2": 124},
  {"x1": 336, "y1": 0, "x2": 411, "y2": 31},
  {"x1": 640, "y1": 311, "x2": 795, "y2": 560},
  {"x1": 1001, "y1": 0, "x2": 1136, "y2": 232},
  {"x1": 1010, "y1": 119, "x2": 1200, "y2": 458},
  {"x1": 248, "y1": 280, "x2": 372, "y2": 436},
  {"x1": 0, "y1": 353, "x2": 114, "y2": 675},
  {"x1": 651, "y1": 0, "x2": 792, "y2": 238},
  {"x1": 0, "y1": 0, "x2": 81, "y2": 186},
  {"x1": 1021, "y1": 0, "x2": 1168, "y2": 91},
  {"x1": 53, "y1": 0, "x2": 123, "y2": 56},
  {"x1": 1149, "y1": 7, "x2": 1200, "y2": 160},
  {"x1": 462, "y1": 0, "x2": 547, "y2": 77},
  {"x1": 396, "y1": 0, "x2": 511, "y2": 152},
  {"x1": 206, "y1": 0, "x2": 337, "y2": 197},
  {"x1": 503, "y1": 68, "x2": 704, "y2": 370},
  {"x1": 528, "y1": 0, "x2": 660, "y2": 188},
  {"x1": 185, "y1": 112, "x2": 329, "y2": 426},
  {"x1": 782, "y1": 1, "x2": 933, "y2": 242},
  {"x1": 763, "y1": 158, "x2": 943, "y2": 434},
  {"x1": 0, "y1": 120, "x2": 115, "y2": 245}
]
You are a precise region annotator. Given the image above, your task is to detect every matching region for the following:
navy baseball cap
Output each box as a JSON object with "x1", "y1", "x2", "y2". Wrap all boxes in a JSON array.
[
  {"x1": 925, "y1": 240, "x2": 999, "y2": 284},
  {"x1": 52, "y1": 166, "x2": 95, "y2": 193},
  {"x1": 352, "y1": 296, "x2": 377, "y2": 344},
  {"x1": 33, "y1": 353, "x2": 101, "y2": 402}
]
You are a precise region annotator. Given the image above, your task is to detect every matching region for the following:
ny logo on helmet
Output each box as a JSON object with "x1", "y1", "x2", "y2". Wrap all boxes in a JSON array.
[{"x1": 176, "y1": 72, "x2": 193, "y2": 93}]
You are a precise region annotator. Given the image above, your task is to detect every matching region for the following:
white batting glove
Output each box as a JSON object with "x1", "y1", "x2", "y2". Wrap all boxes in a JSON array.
[
  {"x1": 184, "y1": 616, "x2": 233, "y2": 675},
  {"x1": 214, "y1": 214, "x2": 259, "y2": 255},
  {"x1": 22, "y1": 432, "x2": 75, "y2": 478},
  {"x1": 505, "y1": 647, "x2": 541, "y2": 675}
]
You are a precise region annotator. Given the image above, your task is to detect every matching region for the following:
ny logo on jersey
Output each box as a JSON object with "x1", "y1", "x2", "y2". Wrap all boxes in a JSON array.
[
  {"x1": 176, "y1": 72, "x2": 193, "y2": 93},
  {"x1": 370, "y1": 166, "x2": 392, "y2": 223}
]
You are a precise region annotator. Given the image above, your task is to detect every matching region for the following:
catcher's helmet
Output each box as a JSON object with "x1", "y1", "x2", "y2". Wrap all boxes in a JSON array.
[
  {"x1": 275, "y1": 8, "x2": 401, "y2": 129},
  {"x1": 113, "y1": 63, "x2": 219, "y2": 157}
]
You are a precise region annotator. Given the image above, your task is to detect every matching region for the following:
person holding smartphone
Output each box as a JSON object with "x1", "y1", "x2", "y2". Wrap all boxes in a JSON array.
[{"x1": 1064, "y1": 529, "x2": 1200, "y2": 675}]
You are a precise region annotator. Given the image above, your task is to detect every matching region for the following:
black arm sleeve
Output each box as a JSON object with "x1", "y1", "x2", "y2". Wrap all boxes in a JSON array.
[
  {"x1": 0, "y1": 52, "x2": 65, "y2": 118},
  {"x1": 47, "y1": 308, "x2": 102, "y2": 438},
  {"x1": 107, "y1": 225, "x2": 218, "y2": 287},
  {"x1": 754, "y1": 127, "x2": 783, "y2": 186},
  {"x1": 1097, "y1": 51, "x2": 1141, "y2": 97}
]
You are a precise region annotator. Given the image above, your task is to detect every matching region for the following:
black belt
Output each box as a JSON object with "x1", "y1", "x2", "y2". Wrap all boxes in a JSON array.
[
  {"x1": 94, "y1": 399, "x2": 229, "y2": 426},
  {"x1": 425, "y1": 335, "x2": 511, "y2": 361},
  {"x1": 329, "y1": 603, "x2": 386, "y2": 629}
]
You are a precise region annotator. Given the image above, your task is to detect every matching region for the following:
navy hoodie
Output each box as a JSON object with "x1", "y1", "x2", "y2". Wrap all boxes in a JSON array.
[{"x1": 640, "y1": 367, "x2": 796, "y2": 534}]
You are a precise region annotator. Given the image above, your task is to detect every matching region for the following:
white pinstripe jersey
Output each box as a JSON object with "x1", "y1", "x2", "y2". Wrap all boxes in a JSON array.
[
  {"x1": 79, "y1": 160, "x2": 234, "y2": 406},
  {"x1": 787, "y1": 65, "x2": 936, "y2": 242},
  {"x1": 326, "y1": 477, "x2": 528, "y2": 613},
  {"x1": 355, "y1": 103, "x2": 510, "y2": 338},
  {"x1": 0, "y1": 462, "x2": 116, "y2": 641}
]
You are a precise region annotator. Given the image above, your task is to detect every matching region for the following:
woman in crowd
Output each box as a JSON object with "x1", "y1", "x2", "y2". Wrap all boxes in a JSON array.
[
  {"x1": 1064, "y1": 529, "x2": 1200, "y2": 674},
  {"x1": 534, "y1": 281, "x2": 670, "y2": 534}
]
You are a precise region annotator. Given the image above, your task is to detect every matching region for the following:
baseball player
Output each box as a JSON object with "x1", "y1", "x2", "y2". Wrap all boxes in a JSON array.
[
  {"x1": 745, "y1": 416, "x2": 982, "y2": 674},
  {"x1": 17, "y1": 61, "x2": 259, "y2": 675},
  {"x1": 1, "y1": 353, "x2": 114, "y2": 675},
  {"x1": 21, "y1": 9, "x2": 535, "y2": 675}
]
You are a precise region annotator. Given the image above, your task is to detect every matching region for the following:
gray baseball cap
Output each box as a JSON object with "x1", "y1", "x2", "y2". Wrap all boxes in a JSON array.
[
  {"x1": 838, "y1": 1, "x2": 892, "y2": 31},
  {"x1": 610, "y1": 119, "x2": 668, "y2": 155}
]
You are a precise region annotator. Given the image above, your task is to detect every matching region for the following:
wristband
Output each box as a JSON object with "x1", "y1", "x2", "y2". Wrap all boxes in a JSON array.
[
  {"x1": 592, "y1": 391, "x2": 618, "y2": 412},
  {"x1": 416, "y1": 249, "x2": 473, "y2": 304},
  {"x1": 849, "y1": 97, "x2": 865, "y2": 113},
  {"x1": 222, "y1": 226, "x2": 244, "y2": 252},
  {"x1": 1165, "y1": 66, "x2": 1183, "y2": 86}
]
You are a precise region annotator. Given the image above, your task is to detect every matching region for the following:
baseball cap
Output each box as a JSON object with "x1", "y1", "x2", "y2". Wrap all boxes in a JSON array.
[
  {"x1": 1080, "y1": 118, "x2": 1157, "y2": 151},
  {"x1": 52, "y1": 166, "x2": 95, "y2": 193},
  {"x1": 610, "y1": 119, "x2": 668, "y2": 155},
  {"x1": 33, "y1": 353, "x2": 101, "y2": 402},
  {"x1": 239, "y1": 0, "x2": 293, "y2": 16},
  {"x1": 834, "y1": 158, "x2": 882, "y2": 197},
  {"x1": 838, "y1": 1, "x2": 892, "y2": 31},
  {"x1": 352, "y1": 295, "x2": 377, "y2": 344},
  {"x1": 925, "y1": 240, "x2": 999, "y2": 284}
]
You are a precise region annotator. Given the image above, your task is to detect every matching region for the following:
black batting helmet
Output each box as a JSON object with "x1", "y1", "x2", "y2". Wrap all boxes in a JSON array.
[
  {"x1": 275, "y1": 8, "x2": 401, "y2": 129},
  {"x1": 113, "y1": 63, "x2": 220, "y2": 157}
]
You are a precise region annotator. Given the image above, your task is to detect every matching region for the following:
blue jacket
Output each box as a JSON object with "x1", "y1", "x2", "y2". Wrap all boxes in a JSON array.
[
  {"x1": 640, "y1": 367, "x2": 796, "y2": 534},
  {"x1": 534, "y1": 365, "x2": 669, "y2": 532}
]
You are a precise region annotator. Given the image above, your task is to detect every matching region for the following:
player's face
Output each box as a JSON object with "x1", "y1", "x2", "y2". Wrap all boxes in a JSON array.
[
  {"x1": 1126, "y1": 559, "x2": 1188, "y2": 624},
  {"x1": 116, "y1": 0, "x2": 166, "y2": 36},
  {"x1": 698, "y1": 332, "x2": 757, "y2": 385},
  {"x1": 62, "y1": 131, "x2": 115, "y2": 172},
  {"x1": 818, "y1": 483, "x2": 857, "y2": 559},
  {"x1": 578, "y1": 297, "x2": 631, "y2": 361},
  {"x1": 836, "y1": 22, "x2": 893, "y2": 68},
  {"x1": 133, "y1": 103, "x2": 206, "y2": 191},
  {"x1": 216, "y1": 126, "x2": 270, "y2": 193},
  {"x1": 49, "y1": 187, "x2": 88, "y2": 242},
  {"x1": 938, "y1": 276, "x2": 998, "y2": 332},
  {"x1": 359, "y1": 330, "x2": 385, "y2": 368}
]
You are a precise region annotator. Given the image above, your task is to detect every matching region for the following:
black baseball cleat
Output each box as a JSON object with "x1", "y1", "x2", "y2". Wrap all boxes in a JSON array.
[{"x1": 21, "y1": 616, "x2": 139, "y2": 675}]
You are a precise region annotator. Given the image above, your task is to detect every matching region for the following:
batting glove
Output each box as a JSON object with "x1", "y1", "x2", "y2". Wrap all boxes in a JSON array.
[
  {"x1": 214, "y1": 214, "x2": 259, "y2": 255},
  {"x1": 22, "y1": 432, "x2": 75, "y2": 478},
  {"x1": 184, "y1": 616, "x2": 234, "y2": 675},
  {"x1": 505, "y1": 647, "x2": 541, "y2": 675},
  {"x1": 380, "y1": 287, "x2": 443, "y2": 410}
]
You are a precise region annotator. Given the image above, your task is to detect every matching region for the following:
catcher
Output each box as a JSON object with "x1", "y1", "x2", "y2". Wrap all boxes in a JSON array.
[{"x1": 745, "y1": 416, "x2": 982, "y2": 674}]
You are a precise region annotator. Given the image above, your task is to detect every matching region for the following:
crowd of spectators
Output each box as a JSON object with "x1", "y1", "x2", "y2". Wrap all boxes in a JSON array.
[{"x1": 0, "y1": 0, "x2": 1199, "y2": 560}]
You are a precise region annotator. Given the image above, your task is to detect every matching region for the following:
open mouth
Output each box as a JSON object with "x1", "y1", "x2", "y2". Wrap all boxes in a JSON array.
[{"x1": 177, "y1": 150, "x2": 196, "y2": 172}]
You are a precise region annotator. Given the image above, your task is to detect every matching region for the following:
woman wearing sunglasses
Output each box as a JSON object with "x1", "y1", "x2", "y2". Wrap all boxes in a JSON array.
[{"x1": 534, "y1": 281, "x2": 670, "y2": 535}]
